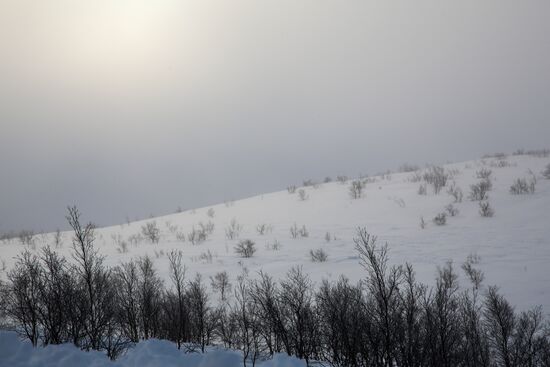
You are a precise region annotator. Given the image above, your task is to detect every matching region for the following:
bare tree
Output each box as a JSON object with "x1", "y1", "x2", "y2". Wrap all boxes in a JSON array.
[
  {"x1": 479, "y1": 201, "x2": 494, "y2": 217},
  {"x1": 235, "y1": 240, "x2": 257, "y2": 258},
  {"x1": 167, "y1": 250, "x2": 187, "y2": 349},
  {"x1": 211, "y1": 271, "x2": 232, "y2": 302},
  {"x1": 67, "y1": 206, "x2": 114, "y2": 352},
  {"x1": 226, "y1": 218, "x2": 243, "y2": 240},
  {"x1": 349, "y1": 180, "x2": 364, "y2": 199},
  {"x1": 469, "y1": 179, "x2": 492, "y2": 201},
  {"x1": 354, "y1": 228, "x2": 403, "y2": 367},
  {"x1": 141, "y1": 221, "x2": 160, "y2": 244},
  {"x1": 433, "y1": 213, "x2": 447, "y2": 226},
  {"x1": 309, "y1": 248, "x2": 328, "y2": 262}
]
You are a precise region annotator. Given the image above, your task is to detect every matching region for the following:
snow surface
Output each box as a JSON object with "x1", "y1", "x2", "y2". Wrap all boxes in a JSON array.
[
  {"x1": 0, "y1": 331, "x2": 306, "y2": 367},
  {"x1": 0, "y1": 154, "x2": 549, "y2": 313}
]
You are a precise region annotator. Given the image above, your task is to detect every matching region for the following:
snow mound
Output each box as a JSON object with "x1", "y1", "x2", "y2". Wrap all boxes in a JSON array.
[{"x1": 0, "y1": 331, "x2": 306, "y2": 367}]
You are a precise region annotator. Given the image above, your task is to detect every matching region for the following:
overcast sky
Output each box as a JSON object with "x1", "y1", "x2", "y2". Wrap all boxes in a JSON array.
[{"x1": 1, "y1": 0, "x2": 549, "y2": 232}]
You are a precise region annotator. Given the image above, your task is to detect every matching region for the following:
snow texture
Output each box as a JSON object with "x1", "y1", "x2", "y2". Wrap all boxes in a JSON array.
[
  {"x1": 0, "y1": 331, "x2": 306, "y2": 367},
  {"x1": 0, "y1": 154, "x2": 549, "y2": 312}
]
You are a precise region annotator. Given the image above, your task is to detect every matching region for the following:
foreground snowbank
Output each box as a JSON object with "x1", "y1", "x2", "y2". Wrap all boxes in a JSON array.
[{"x1": 0, "y1": 332, "x2": 306, "y2": 367}]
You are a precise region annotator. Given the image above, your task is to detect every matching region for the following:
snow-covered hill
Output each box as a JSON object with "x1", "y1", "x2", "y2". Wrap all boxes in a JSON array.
[{"x1": 1, "y1": 153, "x2": 549, "y2": 312}]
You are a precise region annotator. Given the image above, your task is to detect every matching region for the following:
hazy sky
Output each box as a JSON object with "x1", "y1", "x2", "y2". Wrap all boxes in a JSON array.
[{"x1": 1, "y1": 0, "x2": 549, "y2": 232}]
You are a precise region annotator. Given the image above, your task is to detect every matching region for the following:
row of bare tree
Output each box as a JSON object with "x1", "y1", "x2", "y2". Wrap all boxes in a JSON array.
[{"x1": 0, "y1": 208, "x2": 549, "y2": 366}]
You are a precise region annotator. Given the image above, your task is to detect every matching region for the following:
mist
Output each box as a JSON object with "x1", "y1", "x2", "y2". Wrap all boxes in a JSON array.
[{"x1": 1, "y1": 0, "x2": 549, "y2": 231}]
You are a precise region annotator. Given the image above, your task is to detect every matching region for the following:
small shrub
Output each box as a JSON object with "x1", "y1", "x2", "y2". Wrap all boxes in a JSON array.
[
  {"x1": 399, "y1": 163, "x2": 420, "y2": 173},
  {"x1": 256, "y1": 223, "x2": 272, "y2": 235},
  {"x1": 433, "y1": 213, "x2": 447, "y2": 226},
  {"x1": 417, "y1": 183, "x2": 427, "y2": 196},
  {"x1": 309, "y1": 248, "x2": 328, "y2": 262},
  {"x1": 445, "y1": 204, "x2": 459, "y2": 217},
  {"x1": 175, "y1": 231, "x2": 186, "y2": 242},
  {"x1": 324, "y1": 176, "x2": 333, "y2": 183},
  {"x1": 408, "y1": 172, "x2": 423, "y2": 183},
  {"x1": 468, "y1": 179, "x2": 492, "y2": 201},
  {"x1": 479, "y1": 201, "x2": 494, "y2": 217},
  {"x1": 141, "y1": 222, "x2": 160, "y2": 244},
  {"x1": 420, "y1": 216, "x2": 426, "y2": 229},
  {"x1": 542, "y1": 163, "x2": 550, "y2": 179},
  {"x1": 225, "y1": 218, "x2": 243, "y2": 240},
  {"x1": 423, "y1": 166, "x2": 448, "y2": 194},
  {"x1": 447, "y1": 184, "x2": 463, "y2": 203},
  {"x1": 349, "y1": 180, "x2": 365, "y2": 199},
  {"x1": 234, "y1": 239, "x2": 256, "y2": 258},
  {"x1": 207, "y1": 208, "x2": 215, "y2": 218},
  {"x1": 199, "y1": 250, "x2": 214, "y2": 264},
  {"x1": 290, "y1": 223, "x2": 308, "y2": 238},
  {"x1": 287, "y1": 185, "x2": 297, "y2": 194},
  {"x1": 188, "y1": 226, "x2": 207, "y2": 245},
  {"x1": 116, "y1": 241, "x2": 129, "y2": 253},
  {"x1": 265, "y1": 239, "x2": 282, "y2": 251},
  {"x1": 476, "y1": 168, "x2": 492, "y2": 179},
  {"x1": 336, "y1": 175, "x2": 348, "y2": 184},
  {"x1": 324, "y1": 232, "x2": 331, "y2": 243},
  {"x1": 53, "y1": 229, "x2": 63, "y2": 248},
  {"x1": 510, "y1": 178, "x2": 535, "y2": 194},
  {"x1": 298, "y1": 189, "x2": 309, "y2": 201},
  {"x1": 199, "y1": 221, "x2": 215, "y2": 235},
  {"x1": 18, "y1": 230, "x2": 35, "y2": 246}
]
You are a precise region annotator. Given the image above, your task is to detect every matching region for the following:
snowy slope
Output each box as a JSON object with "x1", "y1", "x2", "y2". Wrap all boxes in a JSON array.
[{"x1": 1, "y1": 154, "x2": 549, "y2": 313}]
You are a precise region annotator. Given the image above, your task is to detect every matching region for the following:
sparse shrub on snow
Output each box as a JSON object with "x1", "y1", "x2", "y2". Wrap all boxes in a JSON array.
[
  {"x1": 399, "y1": 163, "x2": 420, "y2": 173},
  {"x1": 433, "y1": 212, "x2": 447, "y2": 226},
  {"x1": 188, "y1": 226, "x2": 207, "y2": 245},
  {"x1": 141, "y1": 221, "x2": 160, "y2": 244},
  {"x1": 116, "y1": 241, "x2": 129, "y2": 253},
  {"x1": 310, "y1": 248, "x2": 328, "y2": 262},
  {"x1": 297, "y1": 189, "x2": 309, "y2": 201},
  {"x1": 287, "y1": 185, "x2": 297, "y2": 194},
  {"x1": 542, "y1": 163, "x2": 550, "y2": 179},
  {"x1": 265, "y1": 239, "x2": 282, "y2": 251},
  {"x1": 324, "y1": 176, "x2": 333, "y2": 183},
  {"x1": 445, "y1": 204, "x2": 459, "y2": 217},
  {"x1": 225, "y1": 218, "x2": 243, "y2": 240},
  {"x1": 417, "y1": 183, "x2": 427, "y2": 196},
  {"x1": 18, "y1": 230, "x2": 35, "y2": 246},
  {"x1": 420, "y1": 216, "x2": 426, "y2": 229},
  {"x1": 198, "y1": 250, "x2": 214, "y2": 264},
  {"x1": 234, "y1": 239, "x2": 256, "y2": 258},
  {"x1": 510, "y1": 177, "x2": 536, "y2": 194},
  {"x1": 127, "y1": 233, "x2": 144, "y2": 246},
  {"x1": 469, "y1": 179, "x2": 492, "y2": 201},
  {"x1": 324, "y1": 232, "x2": 331, "y2": 243},
  {"x1": 479, "y1": 201, "x2": 494, "y2": 217},
  {"x1": 423, "y1": 166, "x2": 448, "y2": 194},
  {"x1": 476, "y1": 168, "x2": 492, "y2": 179},
  {"x1": 408, "y1": 171, "x2": 423, "y2": 183},
  {"x1": 349, "y1": 180, "x2": 365, "y2": 199},
  {"x1": 290, "y1": 223, "x2": 309, "y2": 238},
  {"x1": 207, "y1": 208, "x2": 215, "y2": 218},
  {"x1": 256, "y1": 223, "x2": 272, "y2": 235},
  {"x1": 336, "y1": 175, "x2": 349, "y2": 184},
  {"x1": 447, "y1": 183, "x2": 463, "y2": 203},
  {"x1": 199, "y1": 221, "x2": 215, "y2": 235},
  {"x1": 53, "y1": 229, "x2": 63, "y2": 248}
]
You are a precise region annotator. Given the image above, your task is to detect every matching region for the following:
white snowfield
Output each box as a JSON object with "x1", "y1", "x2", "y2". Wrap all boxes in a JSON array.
[
  {"x1": 0, "y1": 331, "x2": 305, "y2": 367},
  {"x1": 0, "y1": 154, "x2": 549, "y2": 313}
]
